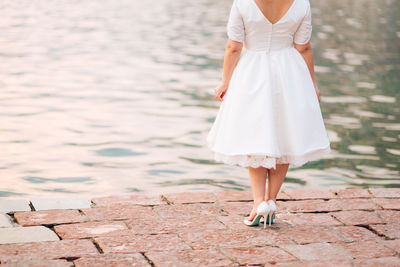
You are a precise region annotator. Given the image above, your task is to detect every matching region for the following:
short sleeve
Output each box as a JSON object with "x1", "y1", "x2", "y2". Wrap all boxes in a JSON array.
[
  {"x1": 294, "y1": 0, "x2": 312, "y2": 45},
  {"x1": 226, "y1": 0, "x2": 245, "y2": 43}
]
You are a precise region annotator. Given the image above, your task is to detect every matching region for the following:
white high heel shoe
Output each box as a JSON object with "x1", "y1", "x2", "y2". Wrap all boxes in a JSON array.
[
  {"x1": 266, "y1": 199, "x2": 277, "y2": 226},
  {"x1": 243, "y1": 201, "x2": 270, "y2": 229}
]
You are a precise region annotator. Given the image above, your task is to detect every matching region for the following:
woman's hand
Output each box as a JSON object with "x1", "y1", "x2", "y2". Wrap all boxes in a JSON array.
[
  {"x1": 314, "y1": 82, "x2": 321, "y2": 103},
  {"x1": 214, "y1": 82, "x2": 229, "y2": 101}
]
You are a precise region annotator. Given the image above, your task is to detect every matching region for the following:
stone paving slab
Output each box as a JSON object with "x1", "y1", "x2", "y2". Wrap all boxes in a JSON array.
[
  {"x1": 1, "y1": 259, "x2": 71, "y2": 267},
  {"x1": 146, "y1": 249, "x2": 235, "y2": 266},
  {"x1": 221, "y1": 246, "x2": 297, "y2": 265},
  {"x1": 369, "y1": 188, "x2": 400, "y2": 198},
  {"x1": 0, "y1": 226, "x2": 59, "y2": 244},
  {"x1": 54, "y1": 221, "x2": 128, "y2": 239},
  {"x1": 353, "y1": 256, "x2": 400, "y2": 267},
  {"x1": 0, "y1": 199, "x2": 31, "y2": 213},
  {"x1": 0, "y1": 187, "x2": 398, "y2": 266},
  {"x1": 0, "y1": 239, "x2": 98, "y2": 262},
  {"x1": 30, "y1": 197, "x2": 92, "y2": 210},
  {"x1": 371, "y1": 197, "x2": 400, "y2": 209},
  {"x1": 91, "y1": 193, "x2": 164, "y2": 206},
  {"x1": 14, "y1": 209, "x2": 86, "y2": 226},
  {"x1": 0, "y1": 213, "x2": 13, "y2": 227},
  {"x1": 283, "y1": 189, "x2": 338, "y2": 200},
  {"x1": 162, "y1": 191, "x2": 217, "y2": 204},
  {"x1": 95, "y1": 231, "x2": 192, "y2": 253},
  {"x1": 0, "y1": 259, "x2": 71, "y2": 267},
  {"x1": 281, "y1": 242, "x2": 353, "y2": 261},
  {"x1": 81, "y1": 203, "x2": 157, "y2": 221},
  {"x1": 73, "y1": 253, "x2": 151, "y2": 267}
]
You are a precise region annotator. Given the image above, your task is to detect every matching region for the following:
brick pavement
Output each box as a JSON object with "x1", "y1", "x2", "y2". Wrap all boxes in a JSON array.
[{"x1": 0, "y1": 187, "x2": 399, "y2": 266}]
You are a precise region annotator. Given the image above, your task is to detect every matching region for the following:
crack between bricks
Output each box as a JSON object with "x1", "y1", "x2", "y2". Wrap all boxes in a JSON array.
[
  {"x1": 90, "y1": 200, "x2": 97, "y2": 208},
  {"x1": 28, "y1": 201, "x2": 36, "y2": 211},
  {"x1": 90, "y1": 237, "x2": 104, "y2": 254},
  {"x1": 359, "y1": 224, "x2": 391, "y2": 240},
  {"x1": 67, "y1": 259, "x2": 77, "y2": 267},
  {"x1": 141, "y1": 252, "x2": 155, "y2": 267},
  {"x1": 77, "y1": 209, "x2": 90, "y2": 222},
  {"x1": 174, "y1": 232, "x2": 195, "y2": 250},
  {"x1": 217, "y1": 247, "x2": 240, "y2": 265},
  {"x1": 160, "y1": 195, "x2": 171, "y2": 205},
  {"x1": 47, "y1": 224, "x2": 64, "y2": 241},
  {"x1": 6, "y1": 213, "x2": 19, "y2": 226}
]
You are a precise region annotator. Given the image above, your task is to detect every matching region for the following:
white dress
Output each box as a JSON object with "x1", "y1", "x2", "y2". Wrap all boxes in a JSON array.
[{"x1": 206, "y1": 0, "x2": 331, "y2": 170}]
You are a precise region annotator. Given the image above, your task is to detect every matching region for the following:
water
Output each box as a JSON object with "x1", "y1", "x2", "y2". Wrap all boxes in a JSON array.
[{"x1": 0, "y1": 0, "x2": 399, "y2": 199}]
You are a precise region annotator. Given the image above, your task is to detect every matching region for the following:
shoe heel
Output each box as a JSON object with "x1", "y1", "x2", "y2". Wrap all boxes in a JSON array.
[
  {"x1": 268, "y1": 212, "x2": 273, "y2": 226},
  {"x1": 263, "y1": 214, "x2": 267, "y2": 229}
]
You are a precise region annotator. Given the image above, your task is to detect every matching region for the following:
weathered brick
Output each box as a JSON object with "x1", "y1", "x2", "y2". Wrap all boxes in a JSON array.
[
  {"x1": 380, "y1": 239, "x2": 400, "y2": 253},
  {"x1": 281, "y1": 225, "x2": 341, "y2": 244},
  {"x1": 162, "y1": 191, "x2": 216, "y2": 204},
  {"x1": 54, "y1": 221, "x2": 128, "y2": 239},
  {"x1": 327, "y1": 198, "x2": 379, "y2": 211},
  {"x1": 14, "y1": 209, "x2": 85, "y2": 226},
  {"x1": 353, "y1": 257, "x2": 400, "y2": 267},
  {"x1": 331, "y1": 210, "x2": 384, "y2": 225},
  {"x1": 95, "y1": 231, "x2": 191, "y2": 253},
  {"x1": 329, "y1": 226, "x2": 380, "y2": 242},
  {"x1": 277, "y1": 191, "x2": 292, "y2": 200},
  {"x1": 334, "y1": 188, "x2": 372, "y2": 199},
  {"x1": 126, "y1": 215, "x2": 227, "y2": 234},
  {"x1": 273, "y1": 261, "x2": 353, "y2": 266},
  {"x1": 371, "y1": 198, "x2": 400, "y2": 210},
  {"x1": 375, "y1": 210, "x2": 400, "y2": 224},
  {"x1": 278, "y1": 213, "x2": 343, "y2": 226},
  {"x1": 213, "y1": 190, "x2": 252, "y2": 202},
  {"x1": 153, "y1": 203, "x2": 224, "y2": 218},
  {"x1": 81, "y1": 204, "x2": 157, "y2": 221},
  {"x1": 221, "y1": 247, "x2": 297, "y2": 265},
  {"x1": 146, "y1": 249, "x2": 234, "y2": 266},
  {"x1": 337, "y1": 240, "x2": 396, "y2": 259},
  {"x1": 73, "y1": 253, "x2": 151, "y2": 267},
  {"x1": 369, "y1": 223, "x2": 400, "y2": 239},
  {"x1": 216, "y1": 201, "x2": 253, "y2": 216},
  {"x1": 0, "y1": 239, "x2": 98, "y2": 261},
  {"x1": 284, "y1": 189, "x2": 337, "y2": 200},
  {"x1": 91, "y1": 193, "x2": 164, "y2": 206},
  {"x1": 1, "y1": 259, "x2": 70, "y2": 267},
  {"x1": 280, "y1": 199, "x2": 340, "y2": 213},
  {"x1": 280, "y1": 242, "x2": 352, "y2": 261},
  {"x1": 179, "y1": 229, "x2": 294, "y2": 249},
  {"x1": 369, "y1": 188, "x2": 400, "y2": 198}
]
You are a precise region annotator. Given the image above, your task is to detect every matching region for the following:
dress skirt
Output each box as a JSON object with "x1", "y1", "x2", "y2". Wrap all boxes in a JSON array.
[{"x1": 206, "y1": 46, "x2": 331, "y2": 170}]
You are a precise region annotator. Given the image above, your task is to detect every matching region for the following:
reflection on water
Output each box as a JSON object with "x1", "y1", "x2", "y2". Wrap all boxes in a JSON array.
[{"x1": 0, "y1": 0, "x2": 399, "y2": 198}]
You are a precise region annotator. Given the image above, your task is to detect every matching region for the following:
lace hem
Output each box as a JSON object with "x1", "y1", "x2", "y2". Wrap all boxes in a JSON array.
[{"x1": 212, "y1": 145, "x2": 331, "y2": 169}]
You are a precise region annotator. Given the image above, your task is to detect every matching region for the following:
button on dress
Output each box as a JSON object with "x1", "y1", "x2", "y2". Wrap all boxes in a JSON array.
[{"x1": 206, "y1": 0, "x2": 331, "y2": 170}]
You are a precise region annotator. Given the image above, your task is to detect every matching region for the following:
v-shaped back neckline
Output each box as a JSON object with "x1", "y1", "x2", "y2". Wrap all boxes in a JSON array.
[{"x1": 252, "y1": 0, "x2": 297, "y2": 25}]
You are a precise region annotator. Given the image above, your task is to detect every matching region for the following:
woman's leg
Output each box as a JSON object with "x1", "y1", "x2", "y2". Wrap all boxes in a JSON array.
[
  {"x1": 265, "y1": 163, "x2": 289, "y2": 201},
  {"x1": 247, "y1": 166, "x2": 268, "y2": 220}
]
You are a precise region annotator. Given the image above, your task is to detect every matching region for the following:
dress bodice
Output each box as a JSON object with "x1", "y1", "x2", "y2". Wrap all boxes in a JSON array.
[{"x1": 227, "y1": 0, "x2": 312, "y2": 52}]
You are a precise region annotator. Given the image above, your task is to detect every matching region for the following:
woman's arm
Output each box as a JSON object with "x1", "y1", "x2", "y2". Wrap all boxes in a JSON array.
[
  {"x1": 294, "y1": 41, "x2": 321, "y2": 102},
  {"x1": 214, "y1": 38, "x2": 243, "y2": 101}
]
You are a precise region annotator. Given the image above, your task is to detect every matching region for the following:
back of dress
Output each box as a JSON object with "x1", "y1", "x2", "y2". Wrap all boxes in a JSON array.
[
  {"x1": 227, "y1": 0, "x2": 312, "y2": 52},
  {"x1": 206, "y1": 0, "x2": 331, "y2": 170}
]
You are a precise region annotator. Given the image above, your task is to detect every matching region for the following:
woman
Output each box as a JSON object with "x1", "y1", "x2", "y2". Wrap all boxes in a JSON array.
[{"x1": 206, "y1": 0, "x2": 331, "y2": 228}]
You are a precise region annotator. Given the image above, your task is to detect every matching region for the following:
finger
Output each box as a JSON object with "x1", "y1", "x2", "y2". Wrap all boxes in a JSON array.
[{"x1": 221, "y1": 91, "x2": 226, "y2": 99}]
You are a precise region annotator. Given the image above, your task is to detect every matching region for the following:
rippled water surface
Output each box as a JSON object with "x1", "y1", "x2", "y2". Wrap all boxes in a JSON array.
[{"x1": 1, "y1": 0, "x2": 399, "y2": 198}]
